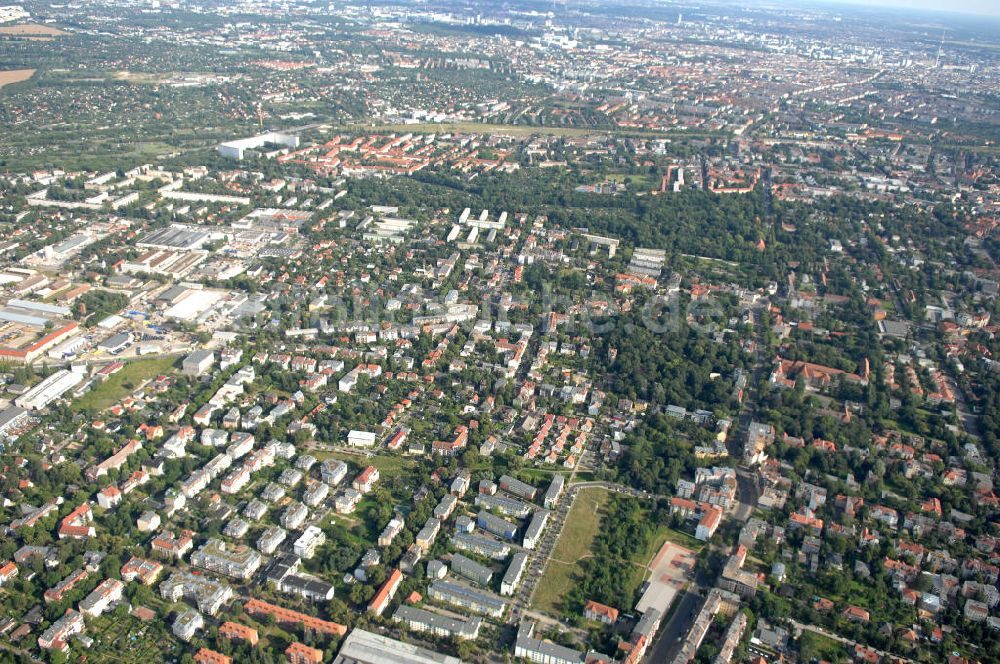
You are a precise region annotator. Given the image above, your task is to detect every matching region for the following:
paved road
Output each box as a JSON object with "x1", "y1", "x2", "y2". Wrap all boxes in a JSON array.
[
  {"x1": 946, "y1": 369, "x2": 982, "y2": 441},
  {"x1": 640, "y1": 315, "x2": 768, "y2": 662},
  {"x1": 733, "y1": 468, "x2": 761, "y2": 522},
  {"x1": 642, "y1": 589, "x2": 704, "y2": 664}
]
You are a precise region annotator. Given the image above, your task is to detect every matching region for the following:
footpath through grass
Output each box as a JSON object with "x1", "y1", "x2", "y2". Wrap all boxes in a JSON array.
[{"x1": 532, "y1": 486, "x2": 610, "y2": 614}]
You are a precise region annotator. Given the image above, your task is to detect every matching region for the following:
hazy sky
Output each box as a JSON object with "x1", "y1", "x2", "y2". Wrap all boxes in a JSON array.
[{"x1": 823, "y1": 0, "x2": 1000, "y2": 17}]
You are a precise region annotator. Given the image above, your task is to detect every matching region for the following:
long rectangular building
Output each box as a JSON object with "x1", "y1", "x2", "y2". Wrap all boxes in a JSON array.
[
  {"x1": 333, "y1": 628, "x2": 462, "y2": 664},
  {"x1": 449, "y1": 553, "x2": 493, "y2": 586},
  {"x1": 217, "y1": 132, "x2": 300, "y2": 160},
  {"x1": 500, "y1": 552, "x2": 529, "y2": 596},
  {"x1": 452, "y1": 533, "x2": 510, "y2": 560},
  {"x1": 15, "y1": 369, "x2": 84, "y2": 410},
  {"x1": 393, "y1": 605, "x2": 482, "y2": 640},
  {"x1": 474, "y1": 493, "x2": 532, "y2": 518},
  {"x1": 523, "y1": 509, "x2": 550, "y2": 550},
  {"x1": 543, "y1": 474, "x2": 566, "y2": 508},
  {"x1": 476, "y1": 511, "x2": 518, "y2": 540},
  {"x1": 427, "y1": 580, "x2": 506, "y2": 618},
  {"x1": 499, "y1": 474, "x2": 538, "y2": 500},
  {"x1": 244, "y1": 598, "x2": 346, "y2": 636},
  {"x1": 0, "y1": 405, "x2": 31, "y2": 439},
  {"x1": 515, "y1": 621, "x2": 591, "y2": 664}
]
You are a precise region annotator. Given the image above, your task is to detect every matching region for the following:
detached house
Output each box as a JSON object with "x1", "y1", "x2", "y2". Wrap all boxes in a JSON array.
[{"x1": 584, "y1": 600, "x2": 619, "y2": 625}]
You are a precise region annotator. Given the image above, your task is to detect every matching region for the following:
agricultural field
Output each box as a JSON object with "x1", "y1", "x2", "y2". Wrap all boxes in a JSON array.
[
  {"x1": 0, "y1": 23, "x2": 68, "y2": 39},
  {"x1": 0, "y1": 69, "x2": 35, "y2": 89}
]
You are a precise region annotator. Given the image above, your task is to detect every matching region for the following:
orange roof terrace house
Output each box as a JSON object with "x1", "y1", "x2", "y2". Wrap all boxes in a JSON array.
[{"x1": 244, "y1": 598, "x2": 347, "y2": 636}]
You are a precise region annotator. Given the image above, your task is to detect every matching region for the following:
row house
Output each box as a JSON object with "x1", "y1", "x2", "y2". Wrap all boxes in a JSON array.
[
  {"x1": 44, "y1": 568, "x2": 89, "y2": 603},
  {"x1": 244, "y1": 598, "x2": 346, "y2": 636}
]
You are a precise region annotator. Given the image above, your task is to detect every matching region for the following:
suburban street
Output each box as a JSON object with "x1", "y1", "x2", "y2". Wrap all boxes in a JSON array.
[{"x1": 788, "y1": 619, "x2": 919, "y2": 664}]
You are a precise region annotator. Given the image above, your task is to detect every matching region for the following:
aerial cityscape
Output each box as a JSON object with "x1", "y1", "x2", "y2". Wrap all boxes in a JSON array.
[{"x1": 0, "y1": 0, "x2": 998, "y2": 663}]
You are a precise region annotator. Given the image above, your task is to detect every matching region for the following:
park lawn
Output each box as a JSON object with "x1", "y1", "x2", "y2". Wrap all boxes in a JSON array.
[
  {"x1": 620, "y1": 562, "x2": 650, "y2": 610},
  {"x1": 319, "y1": 509, "x2": 361, "y2": 532},
  {"x1": 72, "y1": 357, "x2": 176, "y2": 412},
  {"x1": 635, "y1": 526, "x2": 667, "y2": 567},
  {"x1": 125, "y1": 141, "x2": 178, "y2": 159},
  {"x1": 532, "y1": 487, "x2": 611, "y2": 614},
  {"x1": 605, "y1": 172, "x2": 657, "y2": 190}
]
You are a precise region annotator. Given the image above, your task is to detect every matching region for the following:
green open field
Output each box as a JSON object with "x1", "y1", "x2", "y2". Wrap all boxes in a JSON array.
[
  {"x1": 72, "y1": 357, "x2": 176, "y2": 412},
  {"x1": 309, "y1": 449, "x2": 417, "y2": 475},
  {"x1": 943, "y1": 39, "x2": 1000, "y2": 52},
  {"x1": 463, "y1": 465, "x2": 590, "y2": 486},
  {"x1": 798, "y1": 629, "x2": 849, "y2": 662},
  {"x1": 605, "y1": 172, "x2": 658, "y2": 190},
  {"x1": 532, "y1": 486, "x2": 610, "y2": 614}
]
